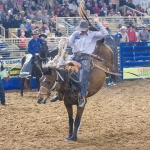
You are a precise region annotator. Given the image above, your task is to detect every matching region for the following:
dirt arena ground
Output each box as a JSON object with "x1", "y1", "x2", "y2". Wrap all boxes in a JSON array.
[{"x1": 0, "y1": 80, "x2": 150, "y2": 150}]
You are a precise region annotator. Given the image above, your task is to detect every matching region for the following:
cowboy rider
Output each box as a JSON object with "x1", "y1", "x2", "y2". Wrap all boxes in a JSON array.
[
  {"x1": 51, "y1": 14, "x2": 108, "y2": 107},
  {"x1": 20, "y1": 30, "x2": 45, "y2": 78},
  {"x1": 28, "y1": 30, "x2": 45, "y2": 63}
]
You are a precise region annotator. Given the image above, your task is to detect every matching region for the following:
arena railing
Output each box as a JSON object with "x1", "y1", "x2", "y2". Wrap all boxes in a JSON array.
[
  {"x1": 56, "y1": 16, "x2": 148, "y2": 36},
  {"x1": 0, "y1": 25, "x2": 5, "y2": 39},
  {"x1": 0, "y1": 37, "x2": 67, "y2": 58},
  {"x1": 122, "y1": 5, "x2": 145, "y2": 17}
]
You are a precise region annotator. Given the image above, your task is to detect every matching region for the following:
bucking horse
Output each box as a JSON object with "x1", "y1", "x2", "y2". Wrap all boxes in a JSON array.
[{"x1": 37, "y1": 2, "x2": 121, "y2": 141}]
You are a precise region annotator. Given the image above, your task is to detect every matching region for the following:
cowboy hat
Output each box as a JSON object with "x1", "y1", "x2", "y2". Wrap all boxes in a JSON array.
[
  {"x1": 31, "y1": 30, "x2": 39, "y2": 35},
  {"x1": 75, "y1": 20, "x2": 89, "y2": 31},
  {"x1": 120, "y1": 26, "x2": 127, "y2": 30},
  {"x1": 39, "y1": 33, "x2": 47, "y2": 38}
]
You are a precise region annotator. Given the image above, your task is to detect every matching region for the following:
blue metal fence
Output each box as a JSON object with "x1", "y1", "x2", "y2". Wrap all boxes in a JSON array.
[{"x1": 120, "y1": 42, "x2": 150, "y2": 79}]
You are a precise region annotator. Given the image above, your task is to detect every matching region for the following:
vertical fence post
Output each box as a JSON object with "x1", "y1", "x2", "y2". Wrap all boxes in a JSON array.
[{"x1": 120, "y1": 42, "x2": 124, "y2": 80}]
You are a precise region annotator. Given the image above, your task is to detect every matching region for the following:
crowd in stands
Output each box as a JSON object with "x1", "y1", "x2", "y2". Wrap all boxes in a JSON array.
[
  {"x1": 118, "y1": 24, "x2": 149, "y2": 43},
  {"x1": 0, "y1": 0, "x2": 149, "y2": 39}
]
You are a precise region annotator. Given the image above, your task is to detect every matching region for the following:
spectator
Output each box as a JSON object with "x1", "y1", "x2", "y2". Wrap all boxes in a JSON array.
[
  {"x1": 127, "y1": 24, "x2": 136, "y2": 42},
  {"x1": 25, "y1": 19, "x2": 32, "y2": 37},
  {"x1": 133, "y1": 26, "x2": 140, "y2": 42},
  {"x1": 17, "y1": 0, "x2": 23, "y2": 5},
  {"x1": 19, "y1": 31, "x2": 26, "y2": 55},
  {"x1": 92, "y1": 0, "x2": 98, "y2": 7},
  {"x1": 13, "y1": 3, "x2": 19, "y2": 14},
  {"x1": 126, "y1": 0, "x2": 135, "y2": 9},
  {"x1": 49, "y1": 18, "x2": 56, "y2": 32},
  {"x1": 139, "y1": 24, "x2": 149, "y2": 42},
  {"x1": 147, "y1": 4, "x2": 150, "y2": 15},
  {"x1": 33, "y1": 11, "x2": 42, "y2": 22},
  {"x1": 98, "y1": 0, "x2": 103, "y2": 9},
  {"x1": 69, "y1": 0, "x2": 78, "y2": 12},
  {"x1": 22, "y1": 1, "x2": 28, "y2": 11},
  {"x1": 42, "y1": 10, "x2": 49, "y2": 22},
  {"x1": 119, "y1": 0, "x2": 126, "y2": 7},
  {"x1": 0, "y1": 38, "x2": 10, "y2": 57},
  {"x1": 31, "y1": 1, "x2": 36, "y2": 11},
  {"x1": 116, "y1": 12, "x2": 123, "y2": 24},
  {"x1": 107, "y1": 2, "x2": 115, "y2": 12},
  {"x1": 93, "y1": 3, "x2": 100, "y2": 14},
  {"x1": 0, "y1": 0, "x2": 4, "y2": 10},
  {"x1": 18, "y1": 24, "x2": 27, "y2": 37},
  {"x1": 69, "y1": 9, "x2": 76, "y2": 17},
  {"x1": 108, "y1": 9, "x2": 115, "y2": 16},
  {"x1": 55, "y1": 28, "x2": 62, "y2": 37},
  {"x1": 3, "y1": 4, "x2": 9, "y2": 13},
  {"x1": 7, "y1": 0, "x2": 14, "y2": 9},
  {"x1": 136, "y1": 4, "x2": 143, "y2": 15},
  {"x1": 12, "y1": 15, "x2": 22, "y2": 28},
  {"x1": 120, "y1": 26, "x2": 129, "y2": 42},
  {"x1": 98, "y1": 6, "x2": 107, "y2": 16},
  {"x1": 85, "y1": 2, "x2": 94, "y2": 14},
  {"x1": 2, "y1": 15, "x2": 12, "y2": 38},
  {"x1": 40, "y1": 22, "x2": 50, "y2": 34}
]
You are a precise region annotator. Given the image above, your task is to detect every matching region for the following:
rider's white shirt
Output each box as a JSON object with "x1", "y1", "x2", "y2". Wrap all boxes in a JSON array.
[{"x1": 69, "y1": 22, "x2": 108, "y2": 54}]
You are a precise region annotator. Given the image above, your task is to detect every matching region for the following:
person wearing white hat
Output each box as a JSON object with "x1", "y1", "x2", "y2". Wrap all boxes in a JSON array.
[
  {"x1": 120, "y1": 26, "x2": 129, "y2": 42},
  {"x1": 50, "y1": 14, "x2": 108, "y2": 107},
  {"x1": 139, "y1": 24, "x2": 149, "y2": 43}
]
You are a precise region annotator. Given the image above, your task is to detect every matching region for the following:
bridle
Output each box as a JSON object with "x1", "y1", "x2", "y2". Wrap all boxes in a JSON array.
[{"x1": 38, "y1": 69, "x2": 64, "y2": 97}]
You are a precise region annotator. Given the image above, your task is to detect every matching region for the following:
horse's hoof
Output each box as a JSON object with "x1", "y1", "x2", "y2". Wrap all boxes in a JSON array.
[
  {"x1": 37, "y1": 99, "x2": 42, "y2": 104},
  {"x1": 65, "y1": 135, "x2": 77, "y2": 141},
  {"x1": 43, "y1": 99, "x2": 47, "y2": 104}
]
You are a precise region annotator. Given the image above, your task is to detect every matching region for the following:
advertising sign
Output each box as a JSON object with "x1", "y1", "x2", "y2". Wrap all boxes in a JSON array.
[
  {"x1": 0, "y1": 58, "x2": 36, "y2": 90},
  {"x1": 123, "y1": 67, "x2": 150, "y2": 79},
  {"x1": 0, "y1": 58, "x2": 22, "y2": 78}
]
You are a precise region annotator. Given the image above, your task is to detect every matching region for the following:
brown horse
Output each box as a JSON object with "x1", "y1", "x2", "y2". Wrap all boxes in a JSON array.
[{"x1": 37, "y1": 40, "x2": 114, "y2": 141}]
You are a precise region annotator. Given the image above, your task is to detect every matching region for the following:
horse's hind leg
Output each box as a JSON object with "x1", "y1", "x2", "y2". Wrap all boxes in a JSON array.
[
  {"x1": 21, "y1": 78, "x2": 25, "y2": 96},
  {"x1": 68, "y1": 105, "x2": 85, "y2": 141},
  {"x1": 65, "y1": 104, "x2": 74, "y2": 140}
]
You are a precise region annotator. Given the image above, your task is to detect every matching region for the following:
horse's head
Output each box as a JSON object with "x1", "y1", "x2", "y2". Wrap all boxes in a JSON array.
[
  {"x1": 39, "y1": 41, "x2": 49, "y2": 63},
  {"x1": 37, "y1": 66, "x2": 57, "y2": 104}
]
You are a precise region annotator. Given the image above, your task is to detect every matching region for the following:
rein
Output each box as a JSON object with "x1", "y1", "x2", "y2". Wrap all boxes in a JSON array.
[
  {"x1": 93, "y1": 63, "x2": 122, "y2": 76},
  {"x1": 39, "y1": 55, "x2": 47, "y2": 60},
  {"x1": 90, "y1": 54, "x2": 114, "y2": 69}
]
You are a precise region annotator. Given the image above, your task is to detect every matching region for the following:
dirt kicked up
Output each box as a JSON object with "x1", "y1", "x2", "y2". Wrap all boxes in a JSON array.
[{"x1": 0, "y1": 80, "x2": 150, "y2": 150}]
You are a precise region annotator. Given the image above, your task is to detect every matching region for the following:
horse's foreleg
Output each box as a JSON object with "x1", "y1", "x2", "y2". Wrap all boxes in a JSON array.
[
  {"x1": 65, "y1": 104, "x2": 74, "y2": 140},
  {"x1": 36, "y1": 77, "x2": 40, "y2": 91},
  {"x1": 68, "y1": 105, "x2": 85, "y2": 141},
  {"x1": 21, "y1": 78, "x2": 25, "y2": 96}
]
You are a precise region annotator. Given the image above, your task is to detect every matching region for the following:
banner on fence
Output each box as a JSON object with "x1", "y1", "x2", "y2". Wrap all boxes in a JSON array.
[
  {"x1": 123, "y1": 67, "x2": 150, "y2": 79},
  {"x1": 0, "y1": 58, "x2": 21, "y2": 78},
  {"x1": 0, "y1": 58, "x2": 37, "y2": 90}
]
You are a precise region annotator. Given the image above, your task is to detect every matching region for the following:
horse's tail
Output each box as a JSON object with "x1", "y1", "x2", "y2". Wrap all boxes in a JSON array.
[{"x1": 21, "y1": 56, "x2": 26, "y2": 67}]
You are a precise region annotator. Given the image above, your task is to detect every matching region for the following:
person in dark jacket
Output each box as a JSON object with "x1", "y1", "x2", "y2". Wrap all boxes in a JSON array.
[
  {"x1": 20, "y1": 30, "x2": 45, "y2": 78},
  {"x1": 2, "y1": 15, "x2": 12, "y2": 38},
  {"x1": 55, "y1": 28, "x2": 62, "y2": 37},
  {"x1": 0, "y1": 61, "x2": 7, "y2": 105}
]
